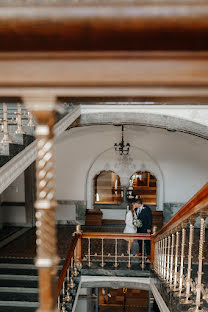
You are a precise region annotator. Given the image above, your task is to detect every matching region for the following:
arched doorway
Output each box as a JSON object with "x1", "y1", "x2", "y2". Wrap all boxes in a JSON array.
[
  {"x1": 128, "y1": 171, "x2": 157, "y2": 207},
  {"x1": 94, "y1": 170, "x2": 122, "y2": 205}
]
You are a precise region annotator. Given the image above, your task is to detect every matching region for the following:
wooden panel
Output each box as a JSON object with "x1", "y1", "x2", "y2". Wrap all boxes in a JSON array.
[
  {"x1": 1, "y1": 3, "x2": 208, "y2": 51},
  {"x1": 1, "y1": 53, "x2": 208, "y2": 87},
  {"x1": 85, "y1": 209, "x2": 103, "y2": 225},
  {"x1": 102, "y1": 219, "x2": 125, "y2": 225}
]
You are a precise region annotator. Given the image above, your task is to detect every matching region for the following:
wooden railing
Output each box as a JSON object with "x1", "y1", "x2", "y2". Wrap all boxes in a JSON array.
[
  {"x1": 57, "y1": 183, "x2": 208, "y2": 312},
  {"x1": 152, "y1": 183, "x2": 208, "y2": 311},
  {"x1": 56, "y1": 226, "x2": 82, "y2": 311},
  {"x1": 82, "y1": 232, "x2": 151, "y2": 269},
  {"x1": 57, "y1": 228, "x2": 152, "y2": 311}
]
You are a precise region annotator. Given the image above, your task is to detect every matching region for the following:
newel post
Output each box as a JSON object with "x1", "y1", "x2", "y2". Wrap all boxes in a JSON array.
[
  {"x1": 74, "y1": 224, "x2": 82, "y2": 268},
  {"x1": 25, "y1": 96, "x2": 59, "y2": 312}
]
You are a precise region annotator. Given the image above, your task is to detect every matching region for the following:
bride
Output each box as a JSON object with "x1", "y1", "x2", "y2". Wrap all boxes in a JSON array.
[{"x1": 124, "y1": 204, "x2": 137, "y2": 234}]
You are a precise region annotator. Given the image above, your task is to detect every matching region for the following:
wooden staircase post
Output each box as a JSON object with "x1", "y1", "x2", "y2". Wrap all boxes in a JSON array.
[
  {"x1": 74, "y1": 224, "x2": 82, "y2": 268},
  {"x1": 25, "y1": 96, "x2": 59, "y2": 312}
]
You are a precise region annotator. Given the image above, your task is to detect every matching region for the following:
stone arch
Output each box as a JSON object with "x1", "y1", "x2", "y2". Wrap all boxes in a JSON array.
[
  {"x1": 86, "y1": 146, "x2": 164, "y2": 210},
  {"x1": 80, "y1": 107, "x2": 208, "y2": 140}
]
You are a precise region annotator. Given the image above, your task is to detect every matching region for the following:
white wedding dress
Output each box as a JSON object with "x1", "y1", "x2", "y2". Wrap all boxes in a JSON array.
[{"x1": 123, "y1": 211, "x2": 137, "y2": 233}]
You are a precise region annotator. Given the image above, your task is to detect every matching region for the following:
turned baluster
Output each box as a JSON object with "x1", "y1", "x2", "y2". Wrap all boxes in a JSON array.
[
  {"x1": 141, "y1": 240, "x2": 145, "y2": 270},
  {"x1": 163, "y1": 237, "x2": 168, "y2": 280},
  {"x1": 159, "y1": 239, "x2": 163, "y2": 277},
  {"x1": 175, "y1": 223, "x2": 187, "y2": 297},
  {"x1": 74, "y1": 224, "x2": 82, "y2": 269},
  {"x1": 15, "y1": 103, "x2": 25, "y2": 134},
  {"x1": 100, "y1": 238, "x2": 105, "y2": 267},
  {"x1": 173, "y1": 230, "x2": 180, "y2": 291},
  {"x1": 127, "y1": 239, "x2": 131, "y2": 269},
  {"x1": 65, "y1": 268, "x2": 72, "y2": 303},
  {"x1": 154, "y1": 240, "x2": 158, "y2": 274},
  {"x1": 188, "y1": 212, "x2": 207, "y2": 312},
  {"x1": 25, "y1": 111, "x2": 35, "y2": 127},
  {"x1": 114, "y1": 238, "x2": 119, "y2": 268},
  {"x1": 73, "y1": 252, "x2": 78, "y2": 277},
  {"x1": 166, "y1": 235, "x2": 171, "y2": 282},
  {"x1": 69, "y1": 257, "x2": 75, "y2": 289},
  {"x1": 180, "y1": 216, "x2": 196, "y2": 304},
  {"x1": 161, "y1": 237, "x2": 165, "y2": 279},
  {"x1": 169, "y1": 232, "x2": 175, "y2": 289},
  {"x1": 58, "y1": 296, "x2": 60, "y2": 311},
  {"x1": 0, "y1": 103, "x2": 13, "y2": 143},
  {"x1": 32, "y1": 107, "x2": 59, "y2": 312},
  {"x1": 87, "y1": 238, "x2": 91, "y2": 267},
  {"x1": 61, "y1": 280, "x2": 66, "y2": 311}
]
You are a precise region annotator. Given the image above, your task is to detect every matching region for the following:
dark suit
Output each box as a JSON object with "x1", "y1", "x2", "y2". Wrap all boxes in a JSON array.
[{"x1": 135, "y1": 205, "x2": 152, "y2": 255}]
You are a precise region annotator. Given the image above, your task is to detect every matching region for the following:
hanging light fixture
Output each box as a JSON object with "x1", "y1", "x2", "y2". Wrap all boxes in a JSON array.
[{"x1": 114, "y1": 125, "x2": 130, "y2": 155}]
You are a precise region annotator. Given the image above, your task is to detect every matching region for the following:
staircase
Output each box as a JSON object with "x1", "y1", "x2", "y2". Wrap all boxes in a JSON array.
[
  {"x1": 0, "y1": 258, "x2": 39, "y2": 312},
  {"x1": 0, "y1": 104, "x2": 80, "y2": 194}
]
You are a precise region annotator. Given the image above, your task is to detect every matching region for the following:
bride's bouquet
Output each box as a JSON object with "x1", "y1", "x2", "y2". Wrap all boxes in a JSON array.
[{"x1": 133, "y1": 218, "x2": 142, "y2": 228}]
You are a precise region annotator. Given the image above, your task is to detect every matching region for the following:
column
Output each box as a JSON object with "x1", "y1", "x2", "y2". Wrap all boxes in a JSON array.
[{"x1": 25, "y1": 96, "x2": 59, "y2": 312}]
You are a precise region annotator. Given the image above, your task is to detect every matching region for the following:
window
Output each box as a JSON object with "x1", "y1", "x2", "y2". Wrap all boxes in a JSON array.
[
  {"x1": 128, "y1": 171, "x2": 157, "y2": 205},
  {"x1": 94, "y1": 171, "x2": 122, "y2": 204}
]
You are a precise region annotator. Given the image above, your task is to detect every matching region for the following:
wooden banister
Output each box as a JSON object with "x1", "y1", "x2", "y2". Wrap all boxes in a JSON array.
[
  {"x1": 154, "y1": 183, "x2": 208, "y2": 238},
  {"x1": 56, "y1": 233, "x2": 80, "y2": 300},
  {"x1": 82, "y1": 232, "x2": 151, "y2": 240}
]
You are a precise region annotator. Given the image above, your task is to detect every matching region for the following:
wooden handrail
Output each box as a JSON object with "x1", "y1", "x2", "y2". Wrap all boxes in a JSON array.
[
  {"x1": 154, "y1": 183, "x2": 208, "y2": 238},
  {"x1": 82, "y1": 232, "x2": 151, "y2": 240},
  {"x1": 56, "y1": 233, "x2": 80, "y2": 300}
]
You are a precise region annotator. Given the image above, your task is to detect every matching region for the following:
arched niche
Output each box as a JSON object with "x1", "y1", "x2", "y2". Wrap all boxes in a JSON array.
[
  {"x1": 94, "y1": 170, "x2": 122, "y2": 205},
  {"x1": 86, "y1": 146, "x2": 164, "y2": 210},
  {"x1": 128, "y1": 171, "x2": 157, "y2": 206}
]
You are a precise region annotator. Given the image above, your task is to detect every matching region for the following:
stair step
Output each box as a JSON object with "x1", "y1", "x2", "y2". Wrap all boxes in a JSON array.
[
  {"x1": 0, "y1": 258, "x2": 34, "y2": 264},
  {"x1": 0, "y1": 287, "x2": 38, "y2": 293},
  {"x1": 0, "y1": 301, "x2": 39, "y2": 308},
  {"x1": 0, "y1": 307, "x2": 37, "y2": 312},
  {"x1": 0, "y1": 258, "x2": 65, "y2": 265},
  {"x1": 0, "y1": 263, "x2": 36, "y2": 269},
  {"x1": 0, "y1": 263, "x2": 63, "y2": 270},
  {"x1": 0, "y1": 274, "x2": 38, "y2": 281},
  {"x1": 0, "y1": 292, "x2": 38, "y2": 302},
  {"x1": 0, "y1": 279, "x2": 38, "y2": 288},
  {"x1": 0, "y1": 268, "x2": 38, "y2": 276}
]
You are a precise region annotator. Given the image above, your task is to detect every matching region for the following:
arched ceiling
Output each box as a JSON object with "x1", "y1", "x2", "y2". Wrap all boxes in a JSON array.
[{"x1": 66, "y1": 105, "x2": 208, "y2": 140}]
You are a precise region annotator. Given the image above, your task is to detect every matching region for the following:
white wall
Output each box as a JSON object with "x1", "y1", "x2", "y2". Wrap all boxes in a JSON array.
[
  {"x1": 55, "y1": 125, "x2": 208, "y2": 210},
  {"x1": 2, "y1": 124, "x2": 208, "y2": 224},
  {"x1": 2, "y1": 172, "x2": 25, "y2": 202},
  {"x1": 0, "y1": 172, "x2": 26, "y2": 225}
]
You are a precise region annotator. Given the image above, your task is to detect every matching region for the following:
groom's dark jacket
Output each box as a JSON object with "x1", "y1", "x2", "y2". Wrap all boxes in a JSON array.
[{"x1": 135, "y1": 205, "x2": 152, "y2": 233}]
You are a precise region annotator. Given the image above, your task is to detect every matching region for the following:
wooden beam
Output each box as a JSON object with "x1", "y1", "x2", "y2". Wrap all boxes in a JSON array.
[
  {"x1": 1, "y1": 52, "x2": 208, "y2": 88},
  {"x1": 1, "y1": 2, "x2": 208, "y2": 51}
]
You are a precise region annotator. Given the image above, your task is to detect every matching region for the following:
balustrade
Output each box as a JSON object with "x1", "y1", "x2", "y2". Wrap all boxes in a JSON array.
[
  {"x1": 57, "y1": 225, "x2": 82, "y2": 312},
  {"x1": 56, "y1": 228, "x2": 151, "y2": 311},
  {"x1": 0, "y1": 102, "x2": 35, "y2": 145},
  {"x1": 0, "y1": 103, "x2": 13, "y2": 143},
  {"x1": 82, "y1": 232, "x2": 151, "y2": 271},
  {"x1": 152, "y1": 183, "x2": 208, "y2": 312},
  {"x1": 55, "y1": 183, "x2": 208, "y2": 312}
]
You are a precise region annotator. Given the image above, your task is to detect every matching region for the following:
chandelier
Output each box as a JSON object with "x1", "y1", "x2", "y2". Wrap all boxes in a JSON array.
[{"x1": 114, "y1": 125, "x2": 130, "y2": 155}]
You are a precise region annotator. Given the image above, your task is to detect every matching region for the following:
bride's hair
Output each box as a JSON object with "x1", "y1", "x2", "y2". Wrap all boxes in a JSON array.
[{"x1": 130, "y1": 204, "x2": 135, "y2": 218}]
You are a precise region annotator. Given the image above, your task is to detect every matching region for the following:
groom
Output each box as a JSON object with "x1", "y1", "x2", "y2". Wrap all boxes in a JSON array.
[{"x1": 132, "y1": 198, "x2": 152, "y2": 256}]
